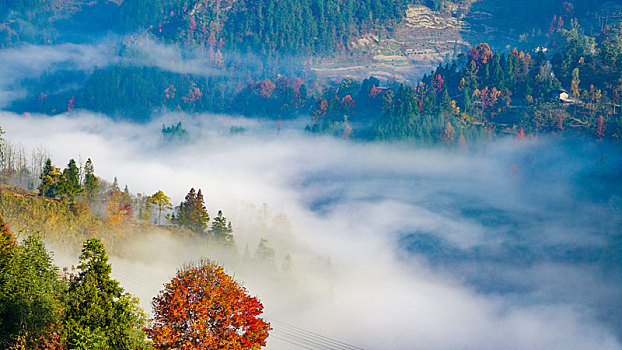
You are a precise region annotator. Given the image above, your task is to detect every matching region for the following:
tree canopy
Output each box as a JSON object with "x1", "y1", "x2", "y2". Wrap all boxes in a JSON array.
[{"x1": 146, "y1": 260, "x2": 270, "y2": 350}]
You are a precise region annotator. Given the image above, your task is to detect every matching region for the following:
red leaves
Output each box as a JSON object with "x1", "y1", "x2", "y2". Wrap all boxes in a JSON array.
[
  {"x1": 67, "y1": 96, "x2": 74, "y2": 112},
  {"x1": 0, "y1": 219, "x2": 17, "y2": 261},
  {"x1": 164, "y1": 84, "x2": 176, "y2": 99},
  {"x1": 468, "y1": 43, "x2": 493, "y2": 68},
  {"x1": 258, "y1": 79, "x2": 276, "y2": 99},
  {"x1": 182, "y1": 86, "x2": 203, "y2": 103},
  {"x1": 146, "y1": 261, "x2": 270, "y2": 350},
  {"x1": 596, "y1": 115, "x2": 606, "y2": 139},
  {"x1": 433, "y1": 74, "x2": 444, "y2": 94}
]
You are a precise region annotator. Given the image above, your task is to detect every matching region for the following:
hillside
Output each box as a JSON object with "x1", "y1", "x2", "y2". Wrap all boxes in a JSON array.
[
  {"x1": 313, "y1": 0, "x2": 622, "y2": 82},
  {"x1": 0, "y1": 184, "x2": 194, "y2": 255}
]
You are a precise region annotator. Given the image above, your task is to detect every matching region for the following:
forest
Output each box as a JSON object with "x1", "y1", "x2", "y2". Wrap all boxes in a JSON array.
[
  {"x1": 8, "y1": 15, "x2": 622, "y2": 144},
  {"x1": 0, "y1": 134, "x2": 290, "y2": 349},
  {"x1": 0, "y1": 0, "x2": 622, "y2": 349}
]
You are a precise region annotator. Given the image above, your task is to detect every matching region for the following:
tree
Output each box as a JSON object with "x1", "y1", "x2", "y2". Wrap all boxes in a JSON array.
[
  {"x1": 106, "y1": 188, "x2": 133, "y2": 223},
  {"x1": 59, "y1": 159, "x2": 83, "y2": 202},
  {"x1": 570, "y1": 67, "x2": 580, "y2": 98},
  {"x1": 38, "y1": 158, "x2": 61, "y2": 198},
  {"x1": 83, "y1": 158, "x2": 98, "y2": 201},
  {"x1": 149, "y1": 190, "x2": 172, "y2": 225},
  {"x1": 145, "y1": 260, "x2": 270, "y2": 350},
  {"x1": 176, "y1": 188, "x2": 209, "y2": 234},
  {"x1": 255, "y1": 238, "x2": 275, "y2": 269},
  {"x1": 442, "y1": 121, "x2": 455, "y2": 143},
  {"x1": 0, "y1": 217, "x2": 16, "y2": 268},
  {"x1": 210, "y1": 210, "x2": 234, "y2": 248},
  {"x1": 468, "y1": 43, "x2": 493, "y2": 69},
  {"x1": 64, "y1": 239, "x2": 149, "y2": 350},
  {"x1": 0, "y1": 234, "x2": 65, "y2": 349}
]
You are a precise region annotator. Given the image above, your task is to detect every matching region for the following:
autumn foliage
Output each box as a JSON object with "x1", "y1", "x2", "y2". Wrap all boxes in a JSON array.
[{"x1": 146, "y1": 260, "x2": 271, "y2": 350}]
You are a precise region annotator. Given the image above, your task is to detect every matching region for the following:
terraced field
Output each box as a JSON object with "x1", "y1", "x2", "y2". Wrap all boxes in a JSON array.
[{"x1": 312, "y1": 4, "x2": 471, "y2": 83}]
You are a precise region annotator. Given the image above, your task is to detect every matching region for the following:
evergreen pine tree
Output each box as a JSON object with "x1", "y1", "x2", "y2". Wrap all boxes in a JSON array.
[
  {"x1": 211, "y1": 210, "x2": 234, "y2": 248},
  {"x1": 64, "y1": 239, "x2": 148, "y2": 349},
  {"x1": 38, "y1": 159, "x2": 61, "y2": 198},
  {"x1": 59, "y1": 159, "x2": 82, "y2": 202},
  {"x1": 0, "y1": 235, "x2": 65, "y2": 349},
  {"x1": 83, "y1": 158, "x2": 98, "y2": 201},
  {"x1": 176, "y1": 188, "x2": 210, "y2": 234}
]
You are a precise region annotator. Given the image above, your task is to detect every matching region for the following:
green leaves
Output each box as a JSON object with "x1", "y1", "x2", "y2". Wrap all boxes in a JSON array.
[
  {"x1": 0, "y1": 233, "x2": 65, "y2": 349},
  {"x1": 175, "y1": 188, "x2": 210, "y2": 234},
  {"x1": 64, "y1": 238, "x2": 149, "y2": 350}
]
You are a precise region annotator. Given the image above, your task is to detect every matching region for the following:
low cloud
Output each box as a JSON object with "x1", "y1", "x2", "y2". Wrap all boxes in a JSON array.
[
  {"x1": 0, "y1": 41, "x2": 118, "y2": 107},
  {"x1": 1, "y1": 110, "x2": 621, "y2": 350}
]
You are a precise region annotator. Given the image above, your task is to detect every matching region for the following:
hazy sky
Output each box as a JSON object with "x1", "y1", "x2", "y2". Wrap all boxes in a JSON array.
[{"x1": 1, "y1": 111, "x2": 621, "y2": 350}]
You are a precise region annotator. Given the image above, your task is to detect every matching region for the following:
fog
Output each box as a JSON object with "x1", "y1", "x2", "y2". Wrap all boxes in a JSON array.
[
  {"x1": 0, "y1": 41, "x2": 117, "y2": 107},
  {"x1": 1, "y1": 110, "x2": 621, "y2": 350}
]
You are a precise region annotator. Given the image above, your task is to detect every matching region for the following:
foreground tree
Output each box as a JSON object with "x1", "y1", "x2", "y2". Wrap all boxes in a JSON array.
[
  {"x1": 146, "y1": 260, "x2": 270, "y2": 350},
  {"x1": 63, "y1": 239, "x2": 149, "y2": 350},
  {"x1": 0, "y1": 224, "x2": 65, "y2": 349}
]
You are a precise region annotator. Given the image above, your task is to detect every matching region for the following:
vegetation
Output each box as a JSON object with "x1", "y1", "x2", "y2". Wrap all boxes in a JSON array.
[
  {"x1": 63, "y1": 239, "x2": 149, "y2": 350},
  {"x1": 0, "y1": 137, "x2": 284, "y2": 348},
  {"x1": 0, "y1": 211, "x2": 272, "y2": 349},
  {"x1": 118, "y1": 0, "x2": 410, "y2": 55},
  {"x1": 8, "y1": 13, "x2": 620, "y2": 144},
  {"x1": 0, "y1": 232, "x2": 64, "y2": 349},
  {"x1": 0, "y1": 217, "x2": 150, "y2": 349},
  {"x1": 173, "y1": 188, "x2": 210, "y2": 234},
  {"x1": 146, "y1": 260, "x2": 270, "y2": 350},
  {"x1": 148, "y1": 190, "x2": 172, "y2": 225},
  {"x1": 306, "y1": 19, "x2": 622, "y2": 143}
]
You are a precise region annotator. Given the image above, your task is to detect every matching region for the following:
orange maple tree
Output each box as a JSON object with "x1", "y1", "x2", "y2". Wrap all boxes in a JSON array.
[{"x1": 146, "y1": 260, "x2": 271, "y2": 350}]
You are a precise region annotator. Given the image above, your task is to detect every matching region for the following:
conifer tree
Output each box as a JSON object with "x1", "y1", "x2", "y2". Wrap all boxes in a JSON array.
[
  {"x1": 83, "y1": 158, "x2": 98, "y2": 201},
  {"x1": 59, "y1": 159, "x2": 82, "y2": 202},
  {"x1": 176, "y1": 188, "x2": 209, "y2": 234},
  {"x1": 38, "y1": 158, "x2": 61, "y2": 198},
  {"x1": 0, "y1": 235, "x2": 65, "y2": 349},
  {"x1": 64, "y1": 239, "x2": 148, "y2": 349},
  {"x1": 255, "y1": 238, "x2": 275, "y2": 269},
  {"x1": 211, "y1": 210, "x2": 234, "y2": 248}
]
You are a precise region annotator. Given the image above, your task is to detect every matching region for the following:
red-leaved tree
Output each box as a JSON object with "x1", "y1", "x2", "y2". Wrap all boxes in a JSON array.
[{"x1": 146, "y1": 260, "x2": 270, "y2": 350}]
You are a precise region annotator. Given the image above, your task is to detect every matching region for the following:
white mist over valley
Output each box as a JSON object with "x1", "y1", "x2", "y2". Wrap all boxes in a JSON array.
[{"x1": 1, "y1": 111, "x2": 620, "y2": 350}]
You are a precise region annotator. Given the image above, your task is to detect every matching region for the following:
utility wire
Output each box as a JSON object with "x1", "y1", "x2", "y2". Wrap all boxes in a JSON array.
[
  {"x1": 270, "y1": 327, "x2": 351, "y2": 350},
  {"x1": 269, "y1": 319, "x2": 364, "y2": 350},
  {"x1": 271, "y1": 329, "x2": 341, "y2": 350},
  {"x1": 109, "y1": 268, "x2": 365, "y2": 350},
  {"x1": 270, "y1": 334, "x2": 315, "y2": 350}
]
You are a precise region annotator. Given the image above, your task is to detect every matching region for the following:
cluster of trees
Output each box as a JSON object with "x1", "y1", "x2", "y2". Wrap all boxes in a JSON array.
[
  {"x1": 120, "y1": 0, "x2": 409, "y2": 55},
  {"x1": 0, "y1": 219, "x2": 270, "y2": 349},
  {"x1": 307, "y1": 19, "x2": 622, "y2": 143},
  {"x1": 221, "y1": 0, "x2": 410, "y2": 54},
  {"x1": 171, "y1": 188, "x2": 235, "y2": 249},
  {"x1": 0, "y1": 136, "x2": 283, "y2": 270},
  {"x1": 0, "y1": 229, "x2": 149, "y2": 349},
  {"x1": 38, "y1": 158, "x2": 97, "y2": 202}
]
